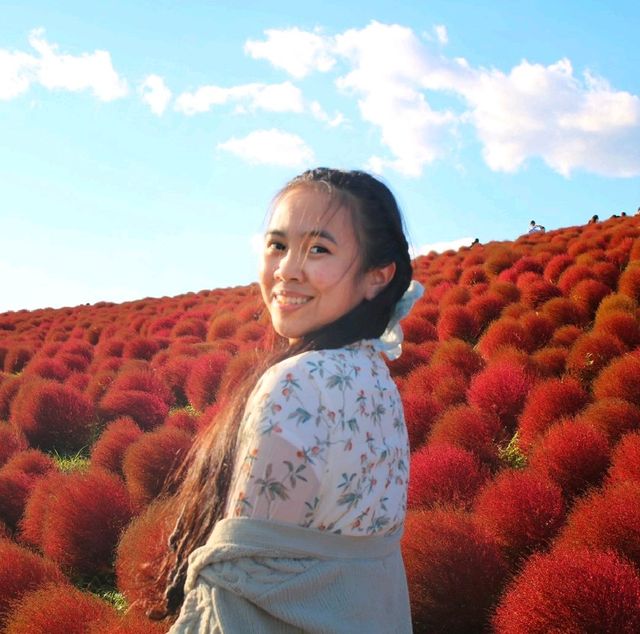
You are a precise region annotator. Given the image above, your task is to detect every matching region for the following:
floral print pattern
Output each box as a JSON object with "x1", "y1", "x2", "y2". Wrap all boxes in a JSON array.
[{"x1": 224, "y1": 340, "x2": 409, "y2": 536}]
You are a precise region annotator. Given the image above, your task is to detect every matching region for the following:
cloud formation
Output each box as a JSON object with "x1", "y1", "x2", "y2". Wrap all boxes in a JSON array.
[
  {"x1": 175, "y1": 80, "x2": 304, "y2": 115},
  {"x1": 217, "y1": 128, "x2": 315, "y2": 167},
  {"x1": 0, "y1": 29, "x2": 128, "y2": 101},
  {"x1": 139, "y1": 74, "x2": 172, "y2": 115},
  {"x1": 246, "y1": 21, "x2": 640, "y2": 178}
]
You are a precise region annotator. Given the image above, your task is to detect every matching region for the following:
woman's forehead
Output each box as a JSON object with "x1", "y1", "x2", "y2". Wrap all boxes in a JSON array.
[{"x1": 268, "y1": 188, "x2": 354, "y2": 234}]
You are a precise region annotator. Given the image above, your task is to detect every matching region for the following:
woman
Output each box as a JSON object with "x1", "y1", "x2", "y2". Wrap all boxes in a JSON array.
[{"x1": 152, "y1": 168, "x2": 422, "y2": 632}]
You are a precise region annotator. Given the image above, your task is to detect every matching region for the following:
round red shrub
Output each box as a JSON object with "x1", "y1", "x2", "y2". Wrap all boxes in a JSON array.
[
  {"x1": 99, "y1": 389, "x2": 169, "y2": 431},
  {"x1": 436, "y1": 305, "x2": 478, "y2": 342},
  {"x1": 157, "y1": 355, "x2": 194, "y2": 407},
  {"x1": 407, "y1": 443, "x2": 487, "y2": 509},
  {"x1": 164, "y1": 409, "x2": 199, "y2": 435},
  {"x1": 108, "y1": 366, "x2": 174, "y2": 407},
  {"x1": 570, "y1": 278, "x2": 612, "y2": 318},
  {"x1": 595, "y1": 292, "x2": 637, "y2": 321},
  {"x1": 0, "y1": 540, "x2": 67, "y2": 627},
  {"x1": 458, "y1": 264, "x2": 488, "y2": 286},
  {"x1": 401, "y1": 391, "x2": 443, "y2": 451},
  {"x1": 23, "y1": 358, "x2": 70, "y2": 382},
  {"x1": 518, "y1": 377, "x2": 589, "y2": 449},
  {"x1": 0, "y1": 423, "x2": 28, "y2": 467},
  {"x1": 473, "y1": 469, "x2": 565, "y2": 563},
  {"x1": 36, "y1": 469, "x2": 134, "y2": 576},
  {"x1": 439, "y1": 285, "x2": 470, "y2": 307},
  {"x1": 531, "y1": 346, "x2": 567, "y2": 377},
  {"x1": 386, "y1": 341, "x2": 435, "y2": 378},
  {"x1": 608, "y1": 431, "x2": 640, "y2": 484},
  {"x1": 518, "y1": 312, "x2": 554, "y2": 350},
  {"x1": 529, "y1": 419, "x2": 610, "y2": 498},
  {"x1": 10, "y1": 379, "x2": 95, "y2": 451},
  {"x1": 429, "y1": 405, "x2": 501, "y2": 467},
  {"x1": 618, "y1": 263, "x2": 640, "y2": 301},
  {"x1": 184, "y1": 351, "x2": 232, "y2": 411},
  {"x1": 4, "y1": 582, "x2": 115, "y2": 634},
  {"x1": 19, "y1": 470, "x2": 67, "y2": 548},
  {"x1": 540, "y1": 296, "x2": 587, "y2": 327},
  {"x1": 493, "y1": 548, "x2": 640, "y2": 634},
  {"x1": 592, "y1": 260, "x2": 620, "y2": 288},
  {"x1": 467, "y1": 359, "x2": 535, "y2": 431},
  {"x1": 0, "y1": 375, "x2": 23, "y2": 420},
  {"x1": 476, "y1": 318, "x2": 531, "y2": 360},
  {"x1": 466, "y1": 294, "x2": 506, "y2": 334},
  {"x1": 123, "y1": 426, "x2": 192, "y2": 509},
  {"x1": 402, "y1": 508, "x2": 507, "y2": 634},
  {"x1": 594, "y1": 310, "x2": 640, "y2": 348},
  {"x1": 404, "y1": 364, "x2": 469, "y2": 411},
  {"x1": 206, "y1": 312, "x2": 238, "y2": 340},
  {"x1": 171, "y1": 317, "x2": 207, "y2": 340},
  {"x1": 400, "y1": 315, "x2": 437, "y2": 344},
  {"x1": 593, "y1": 353, "x2": 640, "y2": 406},
  {"x1": 548, "y1": 324, "x2": 582, "y2": 349},
  {"x1": 85, "y1": 369, "x2": 117, "y2": 404},
  {"x1": 520, "y1": 279, "x2": 562, "y2": 309},
  {"x1": 91, "y1": 417, "x2": 144, "y2": 477},
  {"x1": 235, "y1": 321, "x2": 266, "y2": 344},
  {"x1": 3, "y1": 346, "x2": 33, "y2": 373},
  {"x1": 122, "y1": 337, "x2": 159, "y2": 361},
  {"x1": 543, "y1": 253, "x2": 574, "y2": 283},
  {"x1": 566, "y1": 331, "x2": 626, "y2": 384},
  {"x1": 557, "y1": 263, "x2": 595, "y2": 294},
  {"x1": 429, "y1": 338, "x2": 483, "y2": 378},
  {"x1": 557, "y1": 481, "x2": 640, "y2": 567},
  {"x1": 115, "y1": 499, "x2": 178, "y2": 612},
  {"x1": 488, "y1": 280, "x2": 520, "y2": 303}
]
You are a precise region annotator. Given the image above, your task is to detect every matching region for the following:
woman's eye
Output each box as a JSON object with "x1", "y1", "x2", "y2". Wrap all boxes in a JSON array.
[
  {"x1": 266, "y1": 240, "x2": 286, "y2": 252},
  {"x1": 309, "y1": 245, "x2": 330, "y2": 255}
]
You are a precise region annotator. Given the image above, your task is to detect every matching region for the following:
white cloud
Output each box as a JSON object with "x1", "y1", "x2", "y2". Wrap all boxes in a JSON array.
[
  {"x1": 217, "y1": 128, "x2": 314, "y2": 167},
  {"x1": 309, "y1": 100, "x2": 345, "y2": 127},
  {"x1": 434, "y1": 25, "x2": 448, "y2": 45},
  {"x1": 175, "y1": 80, "x2": 304, "y2": 115},
  {"x1": 139, "y1": 74, "x2": 172, "y2": 115},
  {"x1": 244, "y1": 27, "x2": 335, "y2": 79},
  {"x1": 412, "y1": 237, "x2": 475, "y2": 257},
  {"x1": 28, "y1": 28, "x2": 128, "y2": 100},
  {"x1": 246, "y1": 21, "x2": 640, "y2": 178},
  {"x1": 0, "y1": 49, "x2": 38, "y2": 100}
]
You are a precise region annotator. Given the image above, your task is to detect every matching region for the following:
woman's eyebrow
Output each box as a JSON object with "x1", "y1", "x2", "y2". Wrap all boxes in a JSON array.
[{"x1": 265, "y1": 229, "x2": 338, "y2": 245}]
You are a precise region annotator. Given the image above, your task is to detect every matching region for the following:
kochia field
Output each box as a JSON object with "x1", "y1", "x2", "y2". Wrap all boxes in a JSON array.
[{"x1": 1, "y1": 214, "x2": 640, "y2": 633}]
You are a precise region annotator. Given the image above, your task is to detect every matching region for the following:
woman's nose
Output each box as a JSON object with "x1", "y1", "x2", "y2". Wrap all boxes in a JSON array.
[{"x1": 275, "y1": 249, "x2": 303, "y2": 281}]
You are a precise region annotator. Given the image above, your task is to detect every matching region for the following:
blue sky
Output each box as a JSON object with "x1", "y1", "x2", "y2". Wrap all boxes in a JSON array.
[{"x1": 1, "y1": 1, "x2": 639, "y2": 312}]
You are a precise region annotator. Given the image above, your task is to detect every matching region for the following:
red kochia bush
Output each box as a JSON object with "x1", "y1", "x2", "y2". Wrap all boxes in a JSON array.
[
  {"x1": 407, "y1": 444, "x2": 487, "y2": 509},
  {"x1": 476, "y1": 318, "x2": 531, "y2": 359},
  {"x1": 23, "y1": 357, "x2": 70, "y2": 382},
  {"x1": 543, "y1": 253, "x2": 574, "y2": 282},
  {"x1": 404, "y1": 364, "x2": 468, "y2": 411},
  {"x1": 0, "y1": 540, "x2": 67, "y2": 626},
  {"x1": 531, "y1": 346, "x2": 567, "y2": 377},
  {"x1": 593, "y1": 310, "x2": 640, "y2": 348},
  {"x1": 90, "y1": 417, "x2": 144, "y2": 477},
  {"x1": 570, "y1": 278, "x2": 612, "y2": 318},
  {"x1": 473, "y1": 469, "x2": 565, "y2": 563},
  {"x1": 4, "y1": 582, "x2": 115, "y2": 634},
  {"x1": 518, "y1": 377, "x2": 589, "y2": 449},
  {"x1": 540, "y1": 296, "x2": 587, "y2": 327},
  {"x1": 401, "y1": 508, "x2": 507, "y2": 634},
  {"x1": 428, "y1": 405, "x2": 501, "y2": 467},
  {"x1": 529, "y1": 419, "x2": 610, "y2": 499},
  {"x1": 164, "y1": 409, "x2": 200, "y2": 435},
  {"x1": 115, "y1": 499, "x2": 179, "y2": 611},
  {"x1": 549, "y1": 323, "x2": 583, "y2": 348},
  {"x1": 429, "y1": 338, "x2": 484, "y2": 378},
  {"x1": 10, "y1": 379, "x2": 94, "y2": 451},
  {"x1": 108, "y1": 366, "x2": 174, "y2": 407},
  {"x1": 558, "y1": 481, "x2": 640, "y2": 567},
  {"x1": 466, "y1": 294, "x2": 506, "y2": 333},
  {"x1": 467, "y1": 359, "x2": 534, "y2": 431},
  {"x1": 31, "y1": 469, "x2": 134, "y2": 577},
  {"x1": 206, "y1": 312, "x2": 238, "y2": 340},
  {"x1": 3, "y1": 346, "x2": 33, "y2": 373},
  {"x1": 122, "y1": 337, "x2": 160, "y2": 361},
  {"x1": 184, "y1": 350, "x2": 232, "y2": 411},
  {"x1": 566, "y1": 331, "x2": 626, "y2": 383},
  {"x1": 87, "y1": 612, "x2": 168, "y2": 633},
  {"x1": 593, "y1": 353, "x2": 640, "y2": 406},
  {"x1": 99, "y1": 389, "x2": 169, "y2": 431},
  {"x1": 492, "y1": 548, "x2": 640, "y2": 634},
  {"x1": 122, "y1": 426, "x2": 193, "y2": 509},
  {"x1": 436, "y1": 305, "x2": 478, "y2": 342},
  {"x1": 608, "y1": 431, "x2": 640, "y2": 484},
  {"x1": 618, "y1": 263, "x2": 640, "y2": 301},
  {"x1": 0, "y1": 423, "x2": 28, "y2": 467}
]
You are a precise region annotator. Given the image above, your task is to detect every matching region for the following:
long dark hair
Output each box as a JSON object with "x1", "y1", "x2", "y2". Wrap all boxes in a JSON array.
[{"x1": 148, "y1": 168, "x2": 413, "y2": 619}]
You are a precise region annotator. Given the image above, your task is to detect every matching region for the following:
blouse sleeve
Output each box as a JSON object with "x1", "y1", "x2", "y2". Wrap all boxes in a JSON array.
[{"x1": 225, "y1": 357, "x2": 330, "y2": 526}]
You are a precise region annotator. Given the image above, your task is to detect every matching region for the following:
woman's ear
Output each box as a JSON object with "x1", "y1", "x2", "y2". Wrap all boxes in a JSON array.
[{"x1": 364, "y1": 262, "x2": 396, "y2": 300}]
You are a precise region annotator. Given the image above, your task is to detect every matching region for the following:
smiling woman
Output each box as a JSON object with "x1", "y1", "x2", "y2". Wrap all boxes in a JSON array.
[{"x1": 145, "y1": 168, "x2": 422, "y2": 633}]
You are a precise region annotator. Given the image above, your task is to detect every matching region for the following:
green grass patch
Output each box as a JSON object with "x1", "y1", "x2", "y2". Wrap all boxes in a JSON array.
[
  {"x1": 498, "y1": 432, "x2": 527, "y2": 469},
  {"x1": 51, "y1": 447, "x2": 91, "y2": 473}
]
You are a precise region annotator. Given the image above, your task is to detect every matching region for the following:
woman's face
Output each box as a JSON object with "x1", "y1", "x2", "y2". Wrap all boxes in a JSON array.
[{"x1": 259, "y1": 188, "x2": 380, "y2": 344}]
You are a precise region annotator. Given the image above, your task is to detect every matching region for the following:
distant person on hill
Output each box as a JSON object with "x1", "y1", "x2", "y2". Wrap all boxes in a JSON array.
[
  {"x1": 147, "y1": 168, "x2": 418, "y2": 633},
  {"x1": 529, "y1": 220, "x2": 545, "y2": 233},
  {"x1": 588, "y1": 214, "x2": 599, "y2": 224}
]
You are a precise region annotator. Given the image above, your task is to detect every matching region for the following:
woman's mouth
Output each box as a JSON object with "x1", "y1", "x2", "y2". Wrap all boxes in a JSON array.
[{"x1": 273, "y1": 292, "x2": 311, "y2": 306}]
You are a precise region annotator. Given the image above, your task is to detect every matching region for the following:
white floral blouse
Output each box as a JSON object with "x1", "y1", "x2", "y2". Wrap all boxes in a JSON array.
[{"x1": 224, "y1": 340, "x2": 410, "y2": 536}]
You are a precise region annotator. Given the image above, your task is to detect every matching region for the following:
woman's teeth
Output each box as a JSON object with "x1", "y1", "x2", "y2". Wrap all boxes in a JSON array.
[{"x1": 275, "y1": 294, "x2": 310, "y2": 305}]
